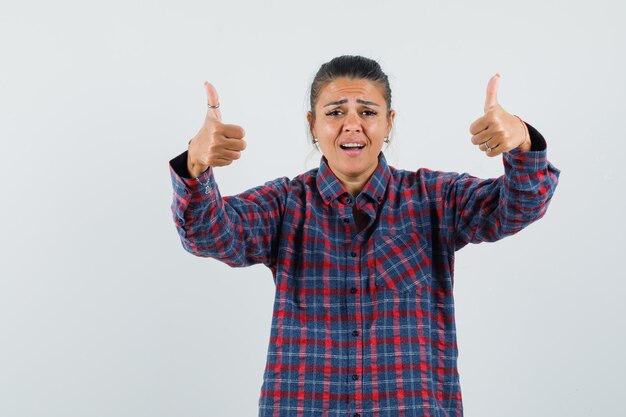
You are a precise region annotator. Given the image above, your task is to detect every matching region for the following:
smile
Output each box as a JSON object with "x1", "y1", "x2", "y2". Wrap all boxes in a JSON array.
[
  {"x1": 340, "y1": 143, "x2": 365, "y2": 149},
  {"x1": 339, "y1": 143, "x2": 366, "y2": 156},
  {"x1": 340, "y1": 143, "x2": 365, "y2": 150}
]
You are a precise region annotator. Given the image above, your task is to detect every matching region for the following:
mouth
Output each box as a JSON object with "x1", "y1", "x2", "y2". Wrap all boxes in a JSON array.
[{"x1": 339, "y1": 142, "x2": 366, "y2": 156}]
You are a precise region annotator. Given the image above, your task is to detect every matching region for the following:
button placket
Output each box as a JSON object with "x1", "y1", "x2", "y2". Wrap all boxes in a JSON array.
[{"x1": 346, "y1": 232, "x2": 363, "y2": 415}]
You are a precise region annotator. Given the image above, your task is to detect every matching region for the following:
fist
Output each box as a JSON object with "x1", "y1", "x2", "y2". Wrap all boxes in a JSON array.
[
  {"x1": 187, "y1": 81, "x2": 247, "y2": 177},
  {"x1": 469, "y1": 74, "x2": 531, "y2": 157}
]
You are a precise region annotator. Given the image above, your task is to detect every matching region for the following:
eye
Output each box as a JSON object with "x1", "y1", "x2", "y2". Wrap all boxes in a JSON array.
[
  {"x1": 325, "y1": 109, "x2": 343, "y2": 117},
  {"x1": 362, "y1": 109, "x2": 378, "y2": 117}
]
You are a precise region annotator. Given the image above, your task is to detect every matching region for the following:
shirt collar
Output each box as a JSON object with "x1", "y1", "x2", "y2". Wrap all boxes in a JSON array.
[{"x1": 316, "y1": 152, "x2": 391, "y2": 206}]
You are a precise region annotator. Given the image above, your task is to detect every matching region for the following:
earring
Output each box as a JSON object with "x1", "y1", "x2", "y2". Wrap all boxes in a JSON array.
[
  {"x1": 313, "y1": 137, "x2": 319, "y2": 144},
  {"x1": 384, "y1": 137, "x2": 389, "y2": 143}
]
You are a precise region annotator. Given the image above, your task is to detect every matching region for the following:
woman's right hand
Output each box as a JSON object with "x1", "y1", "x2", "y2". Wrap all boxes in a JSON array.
[{"x1": 186, "y1": 81, "x2": 247, "y2": 178}]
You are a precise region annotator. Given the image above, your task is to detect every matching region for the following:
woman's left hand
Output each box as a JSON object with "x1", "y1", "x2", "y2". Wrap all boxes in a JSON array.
[{"x1": 469, "y1": 74, "x2": 531, "y2": 156}]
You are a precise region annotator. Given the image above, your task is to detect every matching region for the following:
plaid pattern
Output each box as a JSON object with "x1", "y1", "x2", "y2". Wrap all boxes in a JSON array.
[{"x1": 169, "y1": 123, "x2": 560, "y2": 417}]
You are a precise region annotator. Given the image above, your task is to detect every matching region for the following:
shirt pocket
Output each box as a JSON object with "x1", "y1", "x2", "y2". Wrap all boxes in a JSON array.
[{"x1": 373, "y1": 232, "x2": 432, "y2": 293}]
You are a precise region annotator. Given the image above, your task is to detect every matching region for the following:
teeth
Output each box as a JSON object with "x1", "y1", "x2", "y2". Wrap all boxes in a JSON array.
[{"x1": 341, "y1": 143, "x2": 365, "y2": 149}]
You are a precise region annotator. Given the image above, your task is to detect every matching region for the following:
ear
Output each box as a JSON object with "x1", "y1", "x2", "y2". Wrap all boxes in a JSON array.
[
  {"x1": 306, "y1": 111, "x2": 316, "y2": 137},
  {"x1": 386, "y1": 109, "x2": 396, "y2": 136}
]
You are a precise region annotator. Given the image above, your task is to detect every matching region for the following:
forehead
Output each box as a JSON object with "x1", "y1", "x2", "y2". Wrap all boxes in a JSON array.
[{"x1": 317, "y1": 78, "x2": 385, "y2": 104}]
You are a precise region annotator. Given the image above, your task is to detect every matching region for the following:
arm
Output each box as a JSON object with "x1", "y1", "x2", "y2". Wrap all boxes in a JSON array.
[
  {"x1": 169, "y1": 150, "x2": 290, "y2": 268},
  {"x1": 441, "y1": 122, "x2": 561, "y2": 251}
]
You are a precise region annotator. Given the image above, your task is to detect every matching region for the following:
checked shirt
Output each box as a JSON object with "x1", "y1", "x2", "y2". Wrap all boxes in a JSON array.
[{"x1": 169, "y1": 122, "x2": 560, "y2": 417}]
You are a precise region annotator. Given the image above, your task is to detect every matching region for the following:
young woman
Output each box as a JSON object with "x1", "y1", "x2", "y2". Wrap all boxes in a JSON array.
[{"x1": 169, "y1": 55, "x2": 560, "y2": 417}]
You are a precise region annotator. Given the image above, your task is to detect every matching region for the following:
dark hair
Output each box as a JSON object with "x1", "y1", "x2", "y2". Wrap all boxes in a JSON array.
[{"x1": 309, "y1": 55, "x2": 393, "y2": 125}]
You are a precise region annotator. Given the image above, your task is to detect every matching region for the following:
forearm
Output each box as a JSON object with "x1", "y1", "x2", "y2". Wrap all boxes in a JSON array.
[
  {"x1": 450, "y1": 122, "x2": 560, "y2": 249},
  {"x1": 169, "y1": 151, "x2": 289, "y2": 267},
  {"x1": 169, "y1": 153, "x2": 238, "y2": 261}
]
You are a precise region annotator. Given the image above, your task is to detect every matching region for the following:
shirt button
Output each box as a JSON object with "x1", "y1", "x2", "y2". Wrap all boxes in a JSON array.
[
  {"x1": 345, "y1": 197, "x2": 352, "y2": 204},
  {"x1": 352, "y1": 330, "x2": 359, "y2": 337},
  {"x1": 350, "y1": 287, "x2": 357, "y2": 294},
  {"x1": 352, "y1": 374, "x2": 359, "y2": 381},
  {"x1": 343, "y1": 218, "x2": 350, "y2": 223},
  {"x1": 350, "y1": 251, "x2": 357, "y2": 257}
]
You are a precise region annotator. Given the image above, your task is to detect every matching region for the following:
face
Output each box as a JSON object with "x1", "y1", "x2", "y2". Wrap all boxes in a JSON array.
[{"x1": 307, "y1": 78, "x2": 395, "y2": 184}]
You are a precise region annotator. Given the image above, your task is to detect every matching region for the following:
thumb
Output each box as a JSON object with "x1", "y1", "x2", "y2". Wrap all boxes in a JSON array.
[
  {"x1": 204, "y1": 81, "x2": 222, "y2": 121},
  {"x1": 484, "y1": 73, "x2": 500, "y2": 113}
]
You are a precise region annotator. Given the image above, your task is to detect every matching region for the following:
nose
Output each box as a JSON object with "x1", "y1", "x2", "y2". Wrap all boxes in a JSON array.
[{"x1": 343, "y1": 112, "x2": 362, "y2": 133}]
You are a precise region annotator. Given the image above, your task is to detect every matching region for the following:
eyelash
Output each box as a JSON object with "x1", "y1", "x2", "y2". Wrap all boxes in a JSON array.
[{"x1": 325, "y1": 109, "x2": 378, "y2": 117}]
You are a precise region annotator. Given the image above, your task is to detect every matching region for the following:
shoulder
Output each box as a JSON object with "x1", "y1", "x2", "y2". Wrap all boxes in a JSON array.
[
  {"x1": 258, "y1": 167, "x2": 318, "y2": 196},
  {"x1": 388, "y1": 164, "x2": 462, "y2": 189},
  {"x1": 274, "y1": 167, "x2": 317, "y2": 192}
]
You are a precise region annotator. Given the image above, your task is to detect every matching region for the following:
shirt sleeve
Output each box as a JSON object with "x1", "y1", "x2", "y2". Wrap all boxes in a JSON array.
[
  {"x1": 439, "y1": 122, "x2": 561, "y2": 251},
  {"x1": 168, "y1": 150, "x2": 290, "y2": 269}
]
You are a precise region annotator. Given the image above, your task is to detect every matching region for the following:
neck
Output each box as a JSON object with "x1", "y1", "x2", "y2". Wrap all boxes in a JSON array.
[{"x1": 333, "y1": 165, "x2": 377, "y2": 198}]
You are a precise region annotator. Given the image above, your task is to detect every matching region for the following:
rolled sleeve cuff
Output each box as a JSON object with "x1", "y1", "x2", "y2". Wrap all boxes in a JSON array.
[
  {"x1": 526, "y1": 122, "x2": 546, "y2": 152},
  {"x1": 169, "y1": 150, "x2": 216, "y2": 198},
  {"x1": 169, "y1": 151, "x2": 219, "y2": 228},
  {"x1": 504, "y1": 121, "x2": 550, "y2": 173}
]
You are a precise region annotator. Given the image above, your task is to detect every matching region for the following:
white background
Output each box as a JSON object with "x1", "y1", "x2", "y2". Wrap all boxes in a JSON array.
[{"x1": 1, "y1": 0, "x2": 624, "y2": 416}]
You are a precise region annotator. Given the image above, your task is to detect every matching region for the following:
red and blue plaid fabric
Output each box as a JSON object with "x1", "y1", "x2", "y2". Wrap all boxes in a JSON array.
[{"x1": 169, "y1": 123, "x2": 560, "y2": 417}]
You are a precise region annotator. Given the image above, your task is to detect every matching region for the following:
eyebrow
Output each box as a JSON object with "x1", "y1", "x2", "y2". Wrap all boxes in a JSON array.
[{"x1": 323, "y1": 99, "x2": 380, "y2": 107}]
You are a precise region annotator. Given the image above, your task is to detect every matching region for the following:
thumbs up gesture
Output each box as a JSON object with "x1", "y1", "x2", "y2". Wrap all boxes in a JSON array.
[
  {"x1": 469, "y1": 74, "x2": 531, "y2": 157},
  {"x1": 187, "y1": 81, "x2": 247, "y2": 177}
]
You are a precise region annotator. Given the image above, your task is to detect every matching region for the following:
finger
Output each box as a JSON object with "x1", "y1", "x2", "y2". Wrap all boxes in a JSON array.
[
  {"x1": 479, "y1": 139, "x2": 495, "y2": 151},
  {"x1": 221, "y1": 137, "x2": 247, "y2": 151},
  {"x1": 484, "y1": 73, "x2": 500, "y2": 113},
  {"x1": 486, "y1": 143, "x2": 503, "y2": 157},
  {"x1": 216, "y1": 149, "x2": 242, "y2": 161},
  {"x1": 217, "y1": 123, "x2": 245, "y2": 139},
  {"x1": 482, "y1": 141, "x2": 501, "y2": 157},
  {"x1": 471, "y1": 129, "x2": 493, "y2": 145},
  {"x1": 214, "y1": 158, "x2": 234, "y2": 166},
  {"x1": 204, "y1": 81, "x2": 222, "y2": 121},
  {"x1": 469, "y1": 115, "x2": 489, "y2": 136}
]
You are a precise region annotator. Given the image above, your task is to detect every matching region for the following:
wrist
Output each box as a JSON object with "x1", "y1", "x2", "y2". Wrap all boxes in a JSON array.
[
  {"x1": 517, "y1": 137, "x2": 532, "y2": 151},
  {"x1": 186, "y1": 151, "x2": 201, "y2": 178},
  {"x1": 514, "y1": 115, "x2": 531, "y2": 151},
  {"x1": 187, "y1": 160, "x2": 206, "y2": 178},
  {"x1": 186, "y1": 138, "x2": 203, "y2": 178}
]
